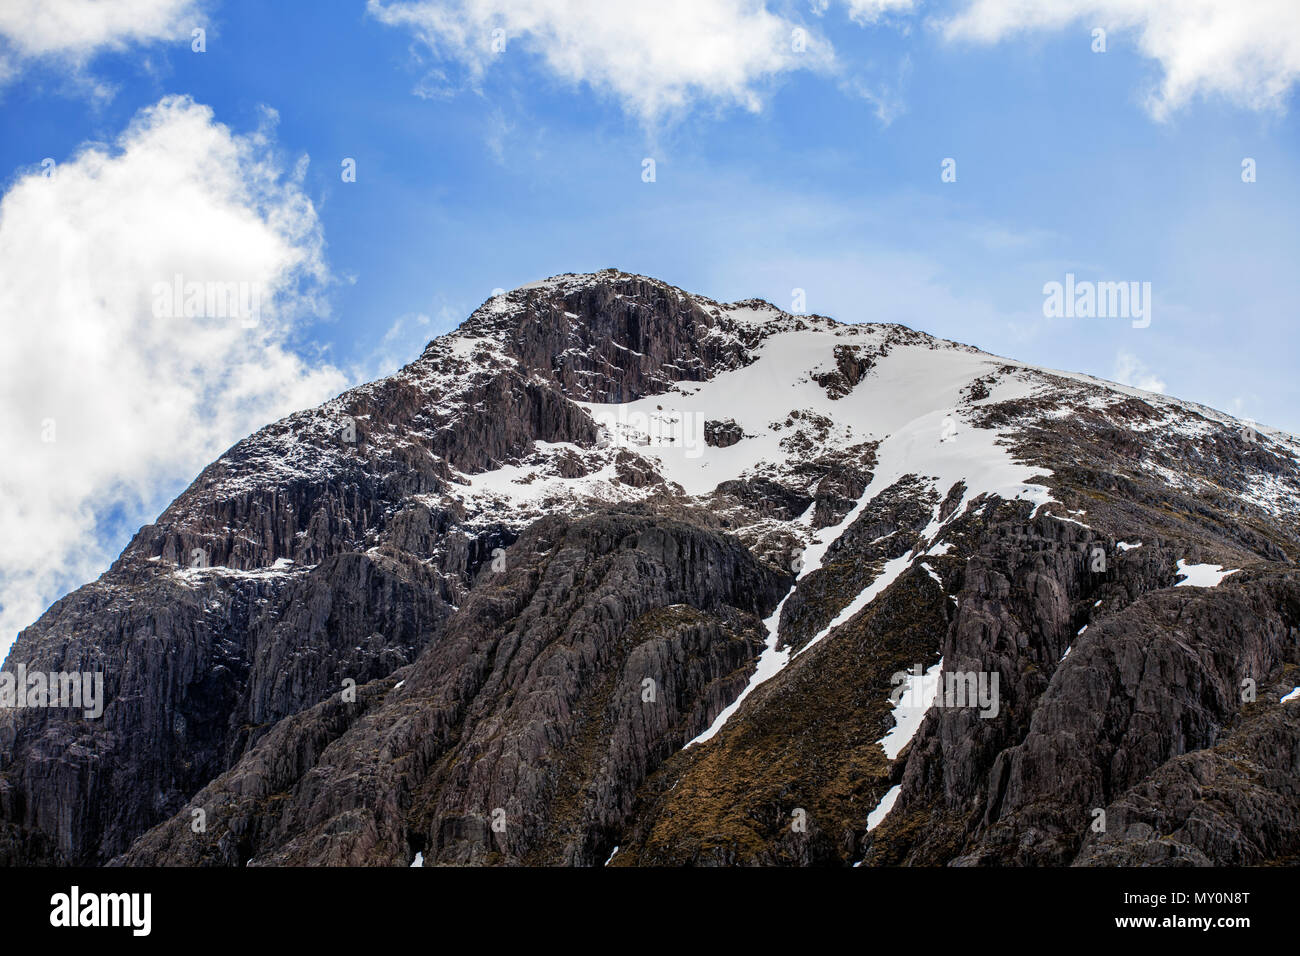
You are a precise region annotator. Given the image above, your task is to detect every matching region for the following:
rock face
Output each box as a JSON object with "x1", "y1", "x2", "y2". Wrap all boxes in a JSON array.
[
  {"x1": 2, "y1": 269, "x2": 1298, "y2": 867},
  {"x1": 117, "y1": 513, "x2": 788, "y2": 866}
]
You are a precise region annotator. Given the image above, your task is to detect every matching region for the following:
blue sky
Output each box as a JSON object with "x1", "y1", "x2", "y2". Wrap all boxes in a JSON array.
[{"x1": 1, "y1": 0, "x2": 1298, "y2": 655}]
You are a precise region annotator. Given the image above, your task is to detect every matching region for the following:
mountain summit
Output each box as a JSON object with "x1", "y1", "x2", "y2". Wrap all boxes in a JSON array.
[{"x1": 3, "y1": 269, "x2": 1299, "y2": 866}]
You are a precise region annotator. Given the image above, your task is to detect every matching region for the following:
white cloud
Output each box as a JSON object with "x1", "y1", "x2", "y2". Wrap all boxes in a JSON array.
[
  {"x1": 941, "y1": 0, "x2": 1300, "y2": 119},
  {"x1": 845, "y1": 0, "x2": 916, "y2": 26},
  {"x1": 0, "y1": 0, "x2": 205, "y2": 86},
  {"x1": 1113, "y1": 351, "x2": 1166, "y2": 393},
  {"x1": 0, "y1": 96, "x2": 347, "y2": 660},
  {"x1": 367, "y1": 0, "x2": 835, "y2": 123}
]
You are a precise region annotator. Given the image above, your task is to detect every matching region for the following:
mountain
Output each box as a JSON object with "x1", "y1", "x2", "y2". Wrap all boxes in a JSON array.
[{"x1": 2, "y1": 268, "x2": 1298, "y2": 867}]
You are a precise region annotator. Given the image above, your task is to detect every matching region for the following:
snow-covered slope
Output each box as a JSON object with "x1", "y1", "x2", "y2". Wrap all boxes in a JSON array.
[{"x1": 432, "y1": 275, "x2": 1300, "y2": 533}]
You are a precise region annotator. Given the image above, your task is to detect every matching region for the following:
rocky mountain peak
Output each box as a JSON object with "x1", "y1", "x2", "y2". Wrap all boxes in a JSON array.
[
  {"x1": 427, "y1": 268, "x2": 797, "y2": 404},
  {"x1": 2, "y1": 272, "x2": 1298, "y2": 868}
]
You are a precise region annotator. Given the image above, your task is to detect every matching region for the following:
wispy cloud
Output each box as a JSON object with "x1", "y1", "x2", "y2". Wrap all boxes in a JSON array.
[
  {"x1": 1113, "y1": 351, "x2": 1167, "y2": 393},
  {"x1": 845, "y1": 0, "x2": 916, "y2": 27}
]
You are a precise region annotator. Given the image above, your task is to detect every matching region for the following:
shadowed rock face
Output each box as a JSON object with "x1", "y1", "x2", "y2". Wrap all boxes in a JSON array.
[
  {"x1": 0, "y1": 548, "x2": 453, "y2": 865},
  {"x1": 115, "y1": 513, "x2": 789, "y2": 866},
  {"x1": 3, "y1": 269, "x2": 1299, "y2": 867}
]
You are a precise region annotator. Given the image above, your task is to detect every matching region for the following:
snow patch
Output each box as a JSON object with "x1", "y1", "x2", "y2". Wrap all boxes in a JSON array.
[
  {"x1": 1175, "y1": 560, "x2": 1240, "y2": 588},
  {"x1": 879, "y1": 658, "x2": 943, "y2": 760},
  {"x1": 865, "y1": 785, "x2": 901, "y2": 833}
]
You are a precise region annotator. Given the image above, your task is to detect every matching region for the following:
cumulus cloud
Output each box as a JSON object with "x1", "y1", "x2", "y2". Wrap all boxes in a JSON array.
[
  {"x1": 1113, "y1": 351, "x2": 1167, "y2": 394},
  {"x1": 941, "y1": 0, "x2": 1300, "y2": 119},
  {"x1": 0, "y1": 0, "x2": 205, "y2": 87},
  {"x1": 0, "y1": 96, "x2": 347, "y2": 660},
  {"x1": 367, "y1": 0, "x2": 835, "y2": 123}
]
